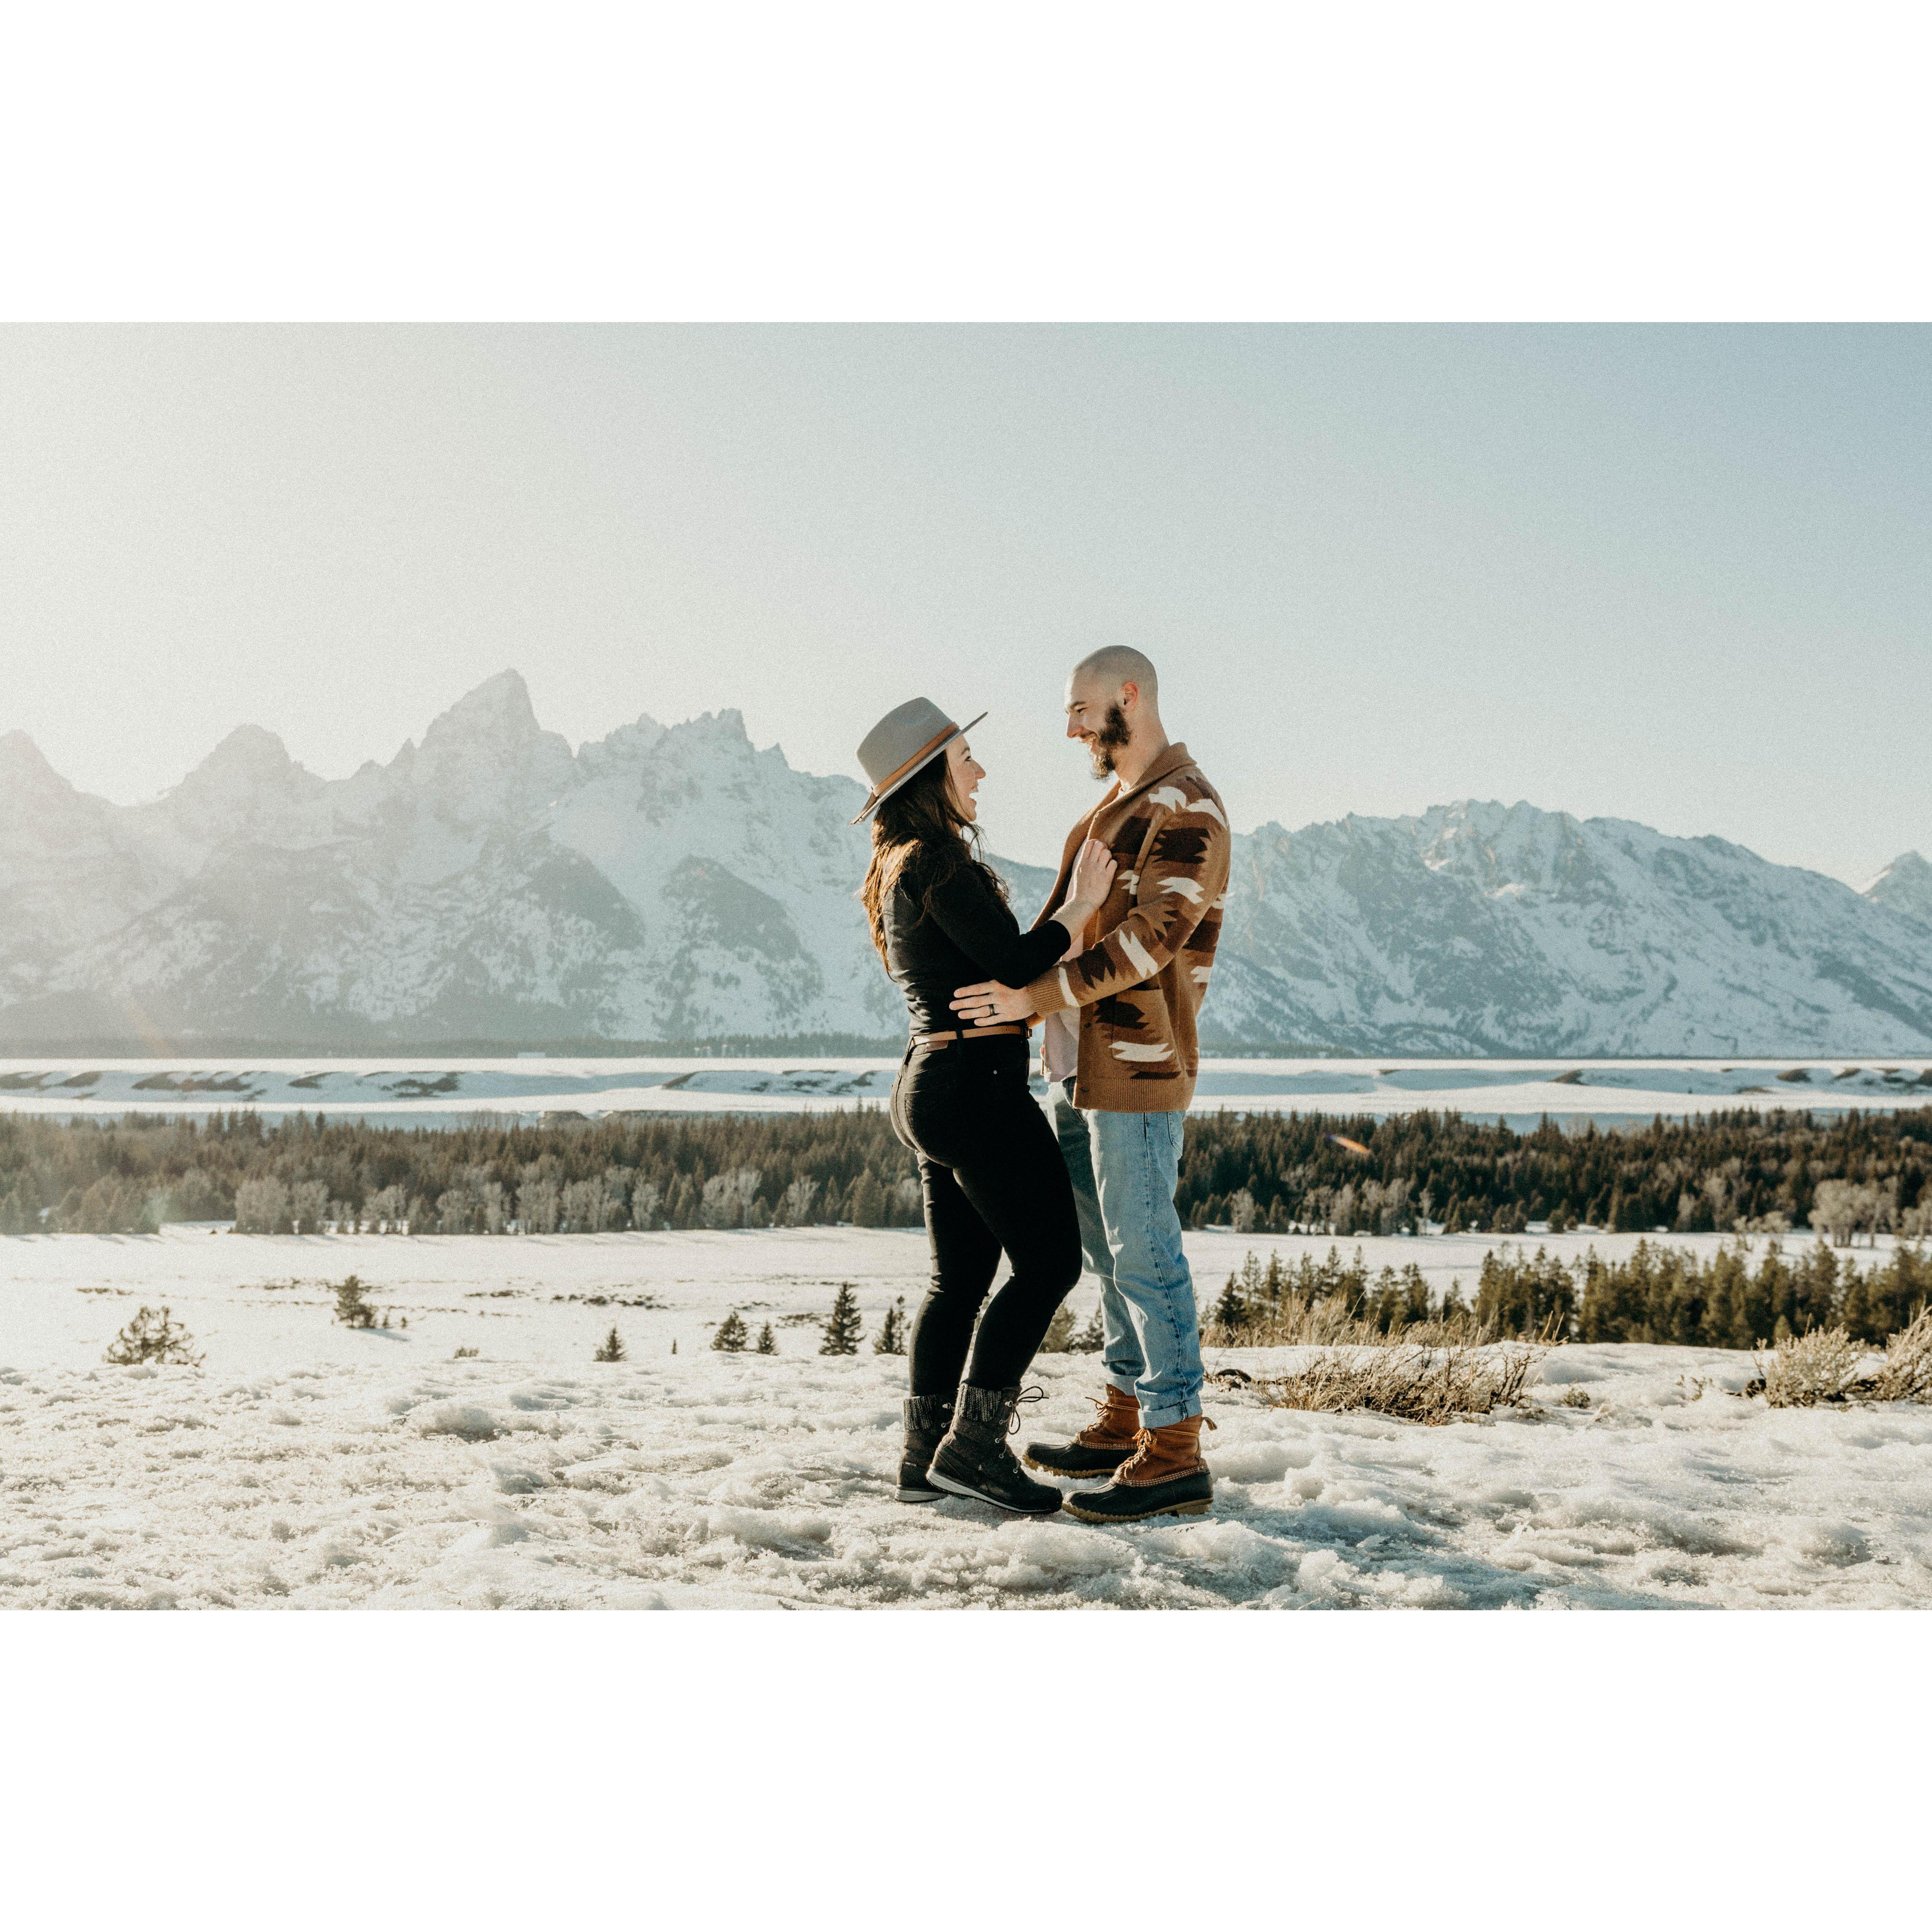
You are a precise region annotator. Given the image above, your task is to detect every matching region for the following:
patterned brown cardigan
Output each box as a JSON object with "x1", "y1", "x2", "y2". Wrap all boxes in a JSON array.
[{"x1": 1020, "y1": 741, "x2": 1230, "y2": 1113}]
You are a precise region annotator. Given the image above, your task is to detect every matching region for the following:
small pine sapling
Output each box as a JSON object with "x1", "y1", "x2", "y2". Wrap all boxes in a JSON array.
[
  {"x1": 713, "y1": 1309, "x2": 750, "y2": 1352},
  {"x1": 453, "y1": 1344, "x2": 479, "y2": 1359},
  {"x1": 1038, "y1": 1302, "x2": 1075, "y2": 1353},
  {"x1": 104, "y1": 1304, "x2": 203, "y2": 1367},
  {"x1": 332, "y1": 1274, "x2": 378, "y2": 1328},
  {"x1": 594, "y1": 1325, "x2": 626, "y2": 1362},
  {"x1": 755, "y1": 1321, "x2": 777, "y2": 1355},
  {"x1": 1210, "y1": 1270, "x2": 1249, "y2": 1336},
  {"x1": 873, "y1": 1295, "x2": 907, "y2": 1355},
  {"x1": 1072, "y1": 1302, "x2": 1105, "y2": 1352},
  {"x1": 820, "y1": 1283, "x2": 863, "y2": 1356}
]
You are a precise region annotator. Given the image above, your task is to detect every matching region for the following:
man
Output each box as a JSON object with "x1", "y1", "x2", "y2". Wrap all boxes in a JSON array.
[{"x1": 950, "y1": 645, "x2": 1230, "y2": 1523}]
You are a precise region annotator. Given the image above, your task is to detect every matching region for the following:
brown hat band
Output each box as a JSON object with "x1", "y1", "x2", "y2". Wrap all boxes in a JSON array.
[{"x1": 860, "y1": 725, "x2": 955, "y2": 810}]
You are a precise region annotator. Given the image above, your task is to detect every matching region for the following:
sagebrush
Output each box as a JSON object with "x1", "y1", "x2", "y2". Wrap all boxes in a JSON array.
[
  {"x1": 1757, "y1": 1305, "x2": 1932, "y2": 1407},
  {"x1": 1254, "y1": 1341, "x2": 1544, "y2": 1425}
]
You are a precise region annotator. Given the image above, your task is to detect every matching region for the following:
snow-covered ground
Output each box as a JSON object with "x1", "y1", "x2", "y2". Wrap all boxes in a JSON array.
[
  {"x1": 2, "y1": 1054, "x2": 1930, "y2": 1126},
  {"x1": 4, "y1": 1225, "x2": 1930, "y2": 1610}
]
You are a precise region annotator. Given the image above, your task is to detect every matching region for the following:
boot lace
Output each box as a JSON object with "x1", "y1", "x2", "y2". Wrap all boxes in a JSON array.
[
  {"x1": 1077, "y1": 1389, "x2": 1133, "y2": 1445},
  {"x1": 1007, "y1": 1385, "x2": 1046, "y2": 1436},
  {"x1": 1115, "y1": 1414, "x2": 1217, "y2": 1481},
  {"x1": 1115, "y1": 1428, "x2": 1157, "y2": 1480}
]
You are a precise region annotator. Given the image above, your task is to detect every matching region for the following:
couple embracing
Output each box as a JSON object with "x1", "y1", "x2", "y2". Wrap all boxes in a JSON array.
[{"x1": 854, "y1": 648, "x2": 1230, "y2": 1524}]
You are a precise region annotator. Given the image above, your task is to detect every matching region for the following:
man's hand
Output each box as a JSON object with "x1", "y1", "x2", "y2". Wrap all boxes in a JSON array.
[{"x1": 950, "y1": 980, "x2": 1036, "y2": 1027}]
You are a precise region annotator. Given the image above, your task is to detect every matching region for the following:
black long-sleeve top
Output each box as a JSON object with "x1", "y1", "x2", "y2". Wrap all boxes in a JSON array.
[{"x1": 884, "y1": 848, "x2": 1072, "y2": 1038}]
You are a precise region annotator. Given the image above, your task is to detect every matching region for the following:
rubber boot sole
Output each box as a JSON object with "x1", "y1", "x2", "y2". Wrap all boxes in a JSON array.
[
  {"x1": 926, "y1": 1467, "x2": 1063, "y2": 1516},
  {"x1": 1022, "y1": 1452, "x2": 1131, "y2": 1478},
  {"x1": 894, "y1": 1485, "x2": 945, "y2": 1504},
  {"x1": 1062, "y1": 1491, "x2": 1212, "y2": 1525}
]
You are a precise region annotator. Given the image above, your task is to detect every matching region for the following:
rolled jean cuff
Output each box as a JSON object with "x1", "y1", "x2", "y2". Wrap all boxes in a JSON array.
[{"x1": 1138, "y1": 1395, "x2": 1202, "y2": 1430}]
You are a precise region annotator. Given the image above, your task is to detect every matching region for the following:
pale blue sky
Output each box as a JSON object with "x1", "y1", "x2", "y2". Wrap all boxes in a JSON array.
[{"x1": 1, "y1": 325, "x2": 1925, "y2": 879}]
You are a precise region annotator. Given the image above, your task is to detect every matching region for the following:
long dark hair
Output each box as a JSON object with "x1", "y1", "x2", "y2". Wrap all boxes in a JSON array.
[{"x1": 859, "y1": 754, "x2": 1007, "y2": 966}]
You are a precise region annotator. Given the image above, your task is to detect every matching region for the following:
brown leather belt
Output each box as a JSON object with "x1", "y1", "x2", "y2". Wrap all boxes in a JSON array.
[{"x1": 916, "y1": 1024, "x2": 1030, "y2": 1048}]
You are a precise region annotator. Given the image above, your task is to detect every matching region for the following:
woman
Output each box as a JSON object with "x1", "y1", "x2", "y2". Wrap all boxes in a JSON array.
[{"x1": 855, "y1": 696, "x2": 1116, "y2": 1515}]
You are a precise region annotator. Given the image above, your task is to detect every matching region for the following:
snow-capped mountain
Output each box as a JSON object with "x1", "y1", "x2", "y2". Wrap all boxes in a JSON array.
[
  {"x1": 1207, "y1": 804, "x2": 1932, "y2": 1055},
  {"x1": 1, "y1": 674, "x2": 1928, "y2": 1053},
  {"x1": 1863, "y1": 851, "x2": 1932, "y2": 932},
  {"x1": 1, "y1": 673, "x2": 923, "y2": 1046}
]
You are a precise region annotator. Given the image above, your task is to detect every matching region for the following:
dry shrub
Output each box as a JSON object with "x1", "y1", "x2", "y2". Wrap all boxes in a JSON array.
[
  {"x1": 1761, "y1": 1326, "x2": 1867, "y2": 1407},
  {"x1": 1255, "y1": 1342, "x2": 1545, "y2": 1426},
  {"x1": 1867, "y1": 1306, "x2": 1932, "y2": 1403},
  {"x1": 1215, "y1": 1292, "x2": 1494, "y2": 1350},
  {"x1": 1749, "y1": 1306, "x2": 1932, "y2": 1407}
]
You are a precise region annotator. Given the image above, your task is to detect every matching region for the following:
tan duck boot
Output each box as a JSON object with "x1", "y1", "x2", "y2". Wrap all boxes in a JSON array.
[
  {"x1": 1062, "y1": 1413, "x2": 1215, "y2": 1523},
  {"x1": 1023, "y1": 1381, "x2": 1141, "y2": 1479}
]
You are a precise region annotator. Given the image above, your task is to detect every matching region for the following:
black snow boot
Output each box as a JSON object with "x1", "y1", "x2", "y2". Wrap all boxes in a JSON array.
[
  {"x1": 896, "y1": 1393, "x2": 955, "y2": 1503},
  {"x1": 927, "y1": 1384, "x2": 1064, "y2": 1516}
]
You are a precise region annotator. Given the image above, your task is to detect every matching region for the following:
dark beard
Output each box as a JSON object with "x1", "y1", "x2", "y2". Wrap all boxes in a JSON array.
[{"x1": 1087, "y1": 703, "x2": 1132, "y2": 780}]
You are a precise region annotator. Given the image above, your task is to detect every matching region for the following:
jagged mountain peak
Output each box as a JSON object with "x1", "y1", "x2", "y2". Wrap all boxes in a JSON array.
[
  {"x1": 1864, "y1": 850, "x2": 1932, "y2": 929},
  {"x1": 1866, "y1": 849, "x2": 1931, "y2": 889},
  {"x1": 577, "y1": 713, "x2": 668, "y2": 772},
  {"x1": 0, "y1": 729, "x2": 67, "y2": 787},
  {"x1": 130, "y1": 724, "x2": 326, "y2": 865},
  {"x1": 421, "y1": 669, "x2": 542, "y2": 748},
  {"x1": 411, "y1": 670, "x2": 575, "y2": 825},
  {"x1": 178, "y1": 723, "x2": 304, "y2": 790},
  {"x1": 1, "y1": 672, "x2": 1928, "y2": 1052},
  {"x1": 205, "y1": 720, "x2": 289, "y2": 762},
  {"x1": 667, "y1": 708, "x2": 752, "y2": 747}
]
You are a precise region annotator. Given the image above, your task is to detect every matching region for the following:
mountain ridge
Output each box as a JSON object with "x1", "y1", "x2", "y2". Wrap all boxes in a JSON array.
[{"x1": 2, "y1": 674, "x2": 1928, "y2": 1055}]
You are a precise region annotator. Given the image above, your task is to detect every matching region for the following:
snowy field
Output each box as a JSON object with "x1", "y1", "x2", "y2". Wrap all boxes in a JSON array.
[
  {"x1": 0, "y1": 1055, "x2": 1929, "y2": 1128},
  {"x1": 5, "y1": 1224, "x2": 1930, "y2": 1610}
]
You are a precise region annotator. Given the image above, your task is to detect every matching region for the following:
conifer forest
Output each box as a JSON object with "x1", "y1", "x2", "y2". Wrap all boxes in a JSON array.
[{"x1": 4, "y1": 1104, "x2": 1928, "y2": 1256}]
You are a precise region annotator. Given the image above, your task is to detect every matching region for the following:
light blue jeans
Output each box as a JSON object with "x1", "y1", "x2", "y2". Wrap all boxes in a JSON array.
[{"x1": 1050, "y1": 1079, "x2": 1202, "y2": 1428}]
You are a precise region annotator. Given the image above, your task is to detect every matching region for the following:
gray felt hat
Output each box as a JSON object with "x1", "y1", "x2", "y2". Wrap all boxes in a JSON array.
[{"x1": 851, "y1": 696, "x2": 987, "y2": 824}]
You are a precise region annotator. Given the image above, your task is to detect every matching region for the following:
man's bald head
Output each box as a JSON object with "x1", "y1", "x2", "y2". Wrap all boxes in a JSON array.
[
  {"x1": 1065, "y1": 646, "x2": 1166, "y2": 780},
  {"x1": 1070, "y1": 646, "x2": 1159, "y2": 707}
]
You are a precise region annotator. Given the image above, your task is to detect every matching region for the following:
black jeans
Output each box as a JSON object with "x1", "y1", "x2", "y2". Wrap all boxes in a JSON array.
[{"x1": 889, "y1": 1036, "x2": 1083, "y2": 1397}]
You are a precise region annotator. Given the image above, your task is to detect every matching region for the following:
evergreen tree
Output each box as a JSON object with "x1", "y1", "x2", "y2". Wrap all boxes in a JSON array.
[
  {"x1": 1211, "y1": 1268, "x2": 1249, "y2": 1334},
  {"x1": 1, "y1": 1102, "x2": 1928, "y2": 1265},
  {"x1": 332, "y1": 1274, "x2": 377, "y2": 1328},
  {"x1": 755, "y1": 1321, "x2": 777, "y2": 1355},
  {"x1": 669, "y1": 1173, "x2": 698, "y2": 1229},
  {"x1": 873, "y1": 1295, "x2": 907, "y2": 1354},
  {"x1": 712, "y1": 1309, "x2": 749, "y2": 1352},
  {"x1": 820, "y1": 1283, "x2": 863, "y2": 1355},
  {"x1": 849, "y1": 1168, "x2": 886, "y2": 1228},
  {"x1": 594, "y1": 1325, "x2": 626, "y2": 1362},
  {"x1": 1038, "y1": 1302, "x2": 1075, "y2": 1352},
  {"x1": 1072, "y1": 1301, "x2": 1105, "y2": 1351},
  {"x1": 1262, "y1": 1252, "x2": 1286, "y2": 1312}
]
